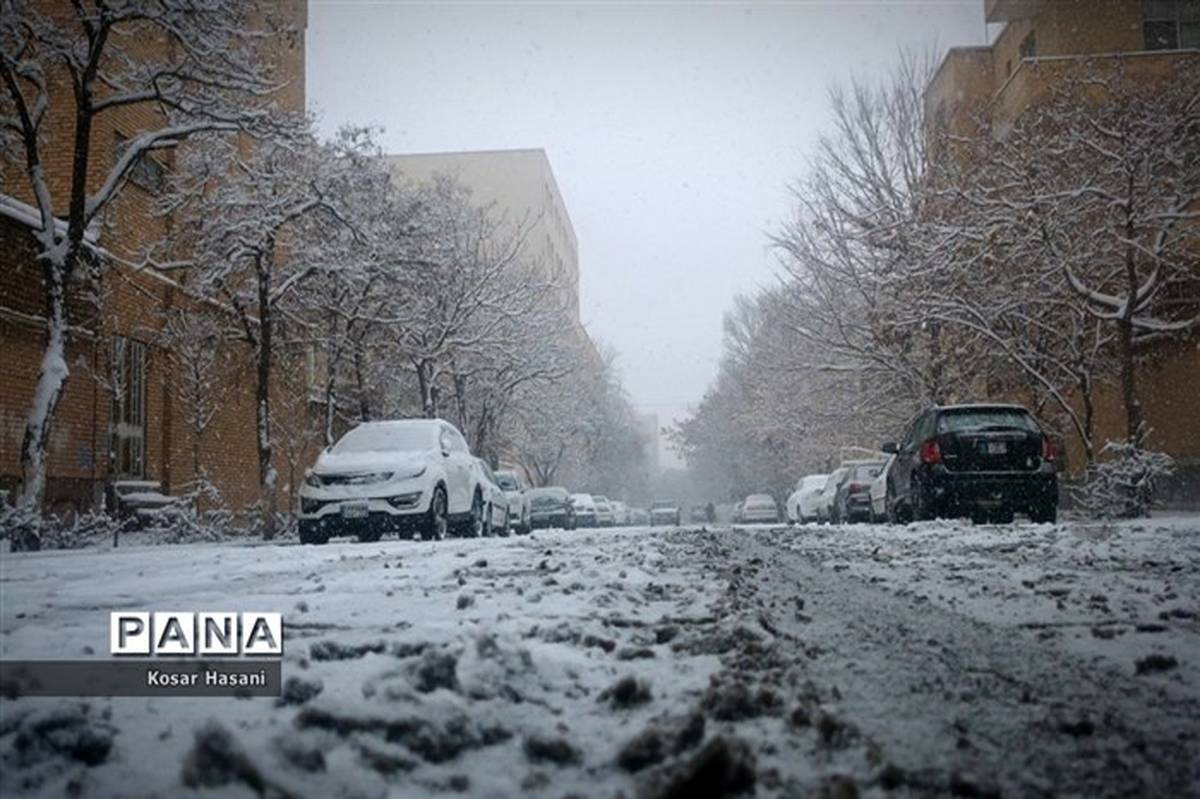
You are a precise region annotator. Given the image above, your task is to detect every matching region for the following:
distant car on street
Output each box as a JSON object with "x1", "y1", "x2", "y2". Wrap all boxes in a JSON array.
[
  {"x1": 689, "y1": 505, "x2": 709, "y2": 523},
  {"x1": 628, "y1": 507, "x2": 650, "y2": 526},
  {"x1": 610, "y1": 501, "x2": 629, "y2": 526},
  {"x1": 883, "y1": 403, "x2": 1058, "y2": 524},
  {"x1": 739, "y1": 493, "x2": 780, "y2": 524},
  {"x1": 298, "y1": 419, "x2": 490, "y2": 544},
  {"x1": 593, "y1": 495, "x2": 615, "y2": 527},
  {"x1": 649, "y1": 499, "x2": 681, "y2": 526},
  {"x1": 833, "y1": 461, "x2": 885, "y2": 524},
  {"x1": 527, "y1": 486, "x2": 576, "y2": 530},
  {"x1": 870, "y1": 456, "x2": 895, "y2": 523},
  {"x1": 472, "y1": 458, "x2": 511, "y2": 536},
  {"x1": 815, "y1": 468, "x2": 849, "y2": 523},
  {"x1": 787, "y1": 474, "x2": 828, "y2": 524},
  {"x1": 493, "y1": 469, "x2": 530, "y2": 534},
  {"x1": 572, "y1": 493, "x2": 599, "y2": 527}
]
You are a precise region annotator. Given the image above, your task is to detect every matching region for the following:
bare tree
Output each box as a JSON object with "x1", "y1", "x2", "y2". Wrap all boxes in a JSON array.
[{"x1": 0, "y1": 0, "x2": 295, "y2": 510}]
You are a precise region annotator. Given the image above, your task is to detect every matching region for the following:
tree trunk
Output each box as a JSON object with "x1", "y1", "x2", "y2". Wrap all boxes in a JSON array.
[
  {"x1": 20, "y1": 269, "x2": 71, "y2": 511},
  {"x1": 256, "y1": 257, "x2": 277, "y2": 539},
  {"x1": 353, "y1": 346, "x2": 371, "y2": 421},
  {"x1": 1120, "y1": 239, "x2": 1142, "y2": 447}
]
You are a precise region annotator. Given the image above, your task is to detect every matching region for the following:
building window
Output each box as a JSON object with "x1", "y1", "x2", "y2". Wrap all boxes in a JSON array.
[
  {"x1": 110, "y1": 337, "x2": 147, "y2": 478},
  {"x1": 1019, "y1": 31, "x2": 1036, "y2": 59},
  {"x1": 1144, "y1": 1, "x2": 1200, "y2": 50},
  {"x1": 113, "y1": 132, "x2": 166, "y2": 194}
]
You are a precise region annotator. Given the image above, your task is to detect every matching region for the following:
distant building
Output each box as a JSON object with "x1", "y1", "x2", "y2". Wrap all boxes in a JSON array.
[
  {"x1": 926, "y1": 0, "x2": 1200, "y2": 502},
  {"x1": 382, "y1": 149, "x2": 581, "y2": 326}
]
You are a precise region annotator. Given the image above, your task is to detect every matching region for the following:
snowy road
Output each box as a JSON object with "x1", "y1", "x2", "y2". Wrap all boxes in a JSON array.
[{"x1": 2, "y1": 519, "x2": 1199, "y2": 797}]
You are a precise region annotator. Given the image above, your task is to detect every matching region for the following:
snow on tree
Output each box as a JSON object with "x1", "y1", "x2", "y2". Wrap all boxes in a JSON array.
[
  {"x1": 0, "y1": 0, "x2": 297, "y2": 512},
  {"x1": 945, "y1": 57, "x2": 1200, "y2": 451},
  {"x1": 157, "y1": 128, "x2": 369, "y2": 537}
]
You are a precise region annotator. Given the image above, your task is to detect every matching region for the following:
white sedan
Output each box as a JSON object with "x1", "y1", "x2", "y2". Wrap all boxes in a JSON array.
[
  {"x1": 816, "y1": 467, "x2": 849, "y2": 523},
  {"x1": 870, "y1": 455, "x2": 895, "y2": 523},
  {"x1": 787, "y1": 474, "x2": 829, "y2": 524},
  {"x1": 494, "y1": 469, "x2": 530, "y2": 534},
  {"x1": 297, "y1": 419, "x2": 491, "y2": 544},
  {"x1": 740, "y1": 493, "x2": 781, "y2": 524}
]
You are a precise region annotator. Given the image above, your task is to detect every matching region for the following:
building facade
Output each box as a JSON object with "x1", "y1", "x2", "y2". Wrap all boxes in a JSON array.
[
  {"x1": 926, "y1": 0, "x2": 1200, "y2": 502},
  {"x1": 382, "y1": 149, "x2": 582, "y2": 326},
  {"x1": 0, "y1": 1, "x2": 314, "y2": 517}
]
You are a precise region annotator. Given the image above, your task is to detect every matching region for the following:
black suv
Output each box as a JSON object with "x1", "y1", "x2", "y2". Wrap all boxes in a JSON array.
[{"x1": 882, "y1": 404, "x2": 1057, "y2": 524}]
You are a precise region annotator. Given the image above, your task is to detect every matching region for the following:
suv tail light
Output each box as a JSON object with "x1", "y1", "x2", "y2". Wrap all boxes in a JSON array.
[
  {"x1": 919, "y1": 439, "x2": 942, "y2": 465},
  {"x1": 847, "y1": 482, "x2": 865, "y2": 494},
  {"x1": 1042, "y1": 435, "x2": 1056, "y2": 462}
]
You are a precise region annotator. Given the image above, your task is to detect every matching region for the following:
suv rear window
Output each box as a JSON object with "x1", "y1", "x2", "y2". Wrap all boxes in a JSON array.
[
  {"x1": 937, "y1": 409, "x2": 1039, "y2": 434},
  {"x1": 852, "y1": 464, "x2": 882, "y2": 480}
]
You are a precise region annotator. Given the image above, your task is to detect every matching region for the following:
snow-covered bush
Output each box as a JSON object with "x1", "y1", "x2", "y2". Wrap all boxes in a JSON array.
[
  {"x1": 1073, "y1": 440, "x2": 1175, "y2": 519},
  {"x1": 0, "y1": 505, "x2": 120, "y2": 552}
]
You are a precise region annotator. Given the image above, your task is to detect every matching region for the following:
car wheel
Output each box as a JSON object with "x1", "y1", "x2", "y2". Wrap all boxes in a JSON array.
[
  {"x1": 465, "y1": 491, "x2": 485, "y2": 538},
  {"x1": 912, "y1": 479, "x2": 936, "y2": 521},
  {"x1": 357, "y1": 527, "x2": 383, "y2": 543},
  {"x1": 1030, "y1": 502, "x2": 1057, "y2": 524},
  {"x1": 424, "y1": 486, "x2": 449, "y2": 541},
  {"x1": 299, "y1": 521, "x2": 329, "y2": 545}
]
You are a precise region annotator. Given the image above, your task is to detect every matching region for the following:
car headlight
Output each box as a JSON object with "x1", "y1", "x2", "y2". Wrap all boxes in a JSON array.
[{"x1": 305, "y1": 472, "x2": 322, "y2": 488}]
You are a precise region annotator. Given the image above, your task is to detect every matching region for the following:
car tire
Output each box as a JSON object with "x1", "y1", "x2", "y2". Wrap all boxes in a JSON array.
[
  {"x1": 465, "y1": 492, "x2": 484, "y2": 538},
  {"x1": 424, "y1": 486, "x2": 449, "y2": 541},
  {"x1": 357, "y1": 527, "x2": 383, "y2": 544},
  {"x1": 299, "y1": 521, "x2": 329, "y2": 545},
  {"x1": 1030, "y1": 502, "x2": 1057, "y2": 524}
]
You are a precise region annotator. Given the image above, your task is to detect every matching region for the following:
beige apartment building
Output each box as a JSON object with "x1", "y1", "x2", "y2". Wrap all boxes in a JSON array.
[
  {"x1": 925, "y1": 0, "x2": 1200, "y2": 503},
  {"x1": 382, "y1": 148, "x2": 581, "y2": 326}
]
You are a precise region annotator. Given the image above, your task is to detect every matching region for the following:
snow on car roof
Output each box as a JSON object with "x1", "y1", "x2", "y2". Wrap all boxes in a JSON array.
[{"x1": 935, "y1": 403, "x2": 1028, "y2": 412}]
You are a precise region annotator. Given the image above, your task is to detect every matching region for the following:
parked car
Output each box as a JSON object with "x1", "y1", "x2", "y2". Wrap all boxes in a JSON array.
[
  {"x1": 649, "y1": 499, "x2": 681, "y2": 526},
  {"x1": 593, "y1": 495, "x2": 615, "y2": 527},
  {"x1": 869, "y1": 456, "x2": 895, "y2": 522},
  {"x1": 298, "y1": 419, "x2": 490, "y2": 544},
  {"x1": 473, "y1": 459, "x2": 511, "y2": 536},
  {"x1": 493, "y1": 469, "x2": 530, "y2": 534},
  {"x1": 832, "y1": 461, "x2": 885, "y2": 524},
  {"x1": 787, "y1": 474, "x2": 828, "y2": 524},
  {"x1": 740, "y1": 493, "x2": 780, "y2": 524},
  {"x1": 527, "y1": 486, "x2": 576, "y2": 530},
  {"x1": 815, "y1": 468, "x2": 848, "y2": 523},
  {"x1": 628, "y1": 507, "x2": 650, "y2": 526},
  {"x1": 610, "y1": 501, "x2": 629, "y2": 526},
  {"x1": 883, "y1": 403, "x2": 1058, "y2": 525},
  {"x1": 689, "y1": 505, "x2": 709, "y2": 523},
  {"x1": 572, "y1": 493, "x2": 599, "y2": 527}
]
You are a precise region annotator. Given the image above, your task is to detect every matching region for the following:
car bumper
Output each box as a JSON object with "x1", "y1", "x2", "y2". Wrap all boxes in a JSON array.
[
  {"x1": 530, "y1": 511, "x2": 572, "y2": 528},
  {"x1": 740, "y1": 511, "x2": 778, "y2": 523},
  {"x1": 297, "y1": 484, "x2": 431, "y2": 522},
  {"x1": 923, "y1": 469, "x2": 1057, "y2": 512}
]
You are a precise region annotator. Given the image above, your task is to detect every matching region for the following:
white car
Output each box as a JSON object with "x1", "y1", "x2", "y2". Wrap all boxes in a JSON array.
[
  {"x1": 494, "y1": 470, "x2": 530, "y2": 534},
  {"x1": 740, "y1": 493, "x2": 780, "y2": 524},
  {"x1": 298, "y1": 419, "x2": 493, "y2": 544},
  {"x1": 815, "y1": 467, "x2": 849, "y2": 523},
  {"x1": 870, "y1": 455, "x2": 895, "y2": 523},
  {"x1": 473, "y1": 458, "x2": 512, "y2": 536},
  {"x1": 787, "y1": 474, "x2": 828, "y2": 524},
  {"x1": 594, "y1": 495, "x2": 615, "y2": 527},
  {"x1": 650, "y1": 499, "x2": 681, "y2": 526},
  {"x1": 610, "y1": 501, "x2": 629, "y2": 526},
  {"x1": 571, "y1": 493, "x2": 598, "y2": 527}
]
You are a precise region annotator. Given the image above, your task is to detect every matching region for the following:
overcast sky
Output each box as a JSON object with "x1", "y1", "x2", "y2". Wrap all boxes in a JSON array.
[{"x1": 307, "y1": 1, "x2": 988, "y2": 463}]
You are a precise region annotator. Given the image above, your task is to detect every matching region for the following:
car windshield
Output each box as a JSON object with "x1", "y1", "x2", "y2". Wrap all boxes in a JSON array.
[
  {"x1": 938, "y1": 409, "x2": 1039, "y2": 434},
  {"x1": 332, "y1": 424, "x2": 434, "y2": 454},
  {"x1": 746, "y1": 494, "x2": 774, "y2": 505},
  {"x1": 495, "y1": 474, "x2": 520, "y2": 491}
]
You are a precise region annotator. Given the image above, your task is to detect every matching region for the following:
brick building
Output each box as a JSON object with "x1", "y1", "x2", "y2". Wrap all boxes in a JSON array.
[
  {"x1": 0, "y1": 2, "x2": 316, "y2": 518},
  {"x1": 926, "y1": 0, "x2": 1200, "y2": 502}
]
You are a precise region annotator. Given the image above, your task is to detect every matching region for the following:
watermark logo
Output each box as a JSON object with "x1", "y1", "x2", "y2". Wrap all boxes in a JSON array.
[{"x1": 110, "y1": 612, "x2": 282, "y2": 656}]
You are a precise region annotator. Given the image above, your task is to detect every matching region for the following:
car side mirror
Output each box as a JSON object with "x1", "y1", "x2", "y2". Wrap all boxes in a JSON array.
[{"x1": 881, "y1": 442, "x2": 898, "y2": 454}]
